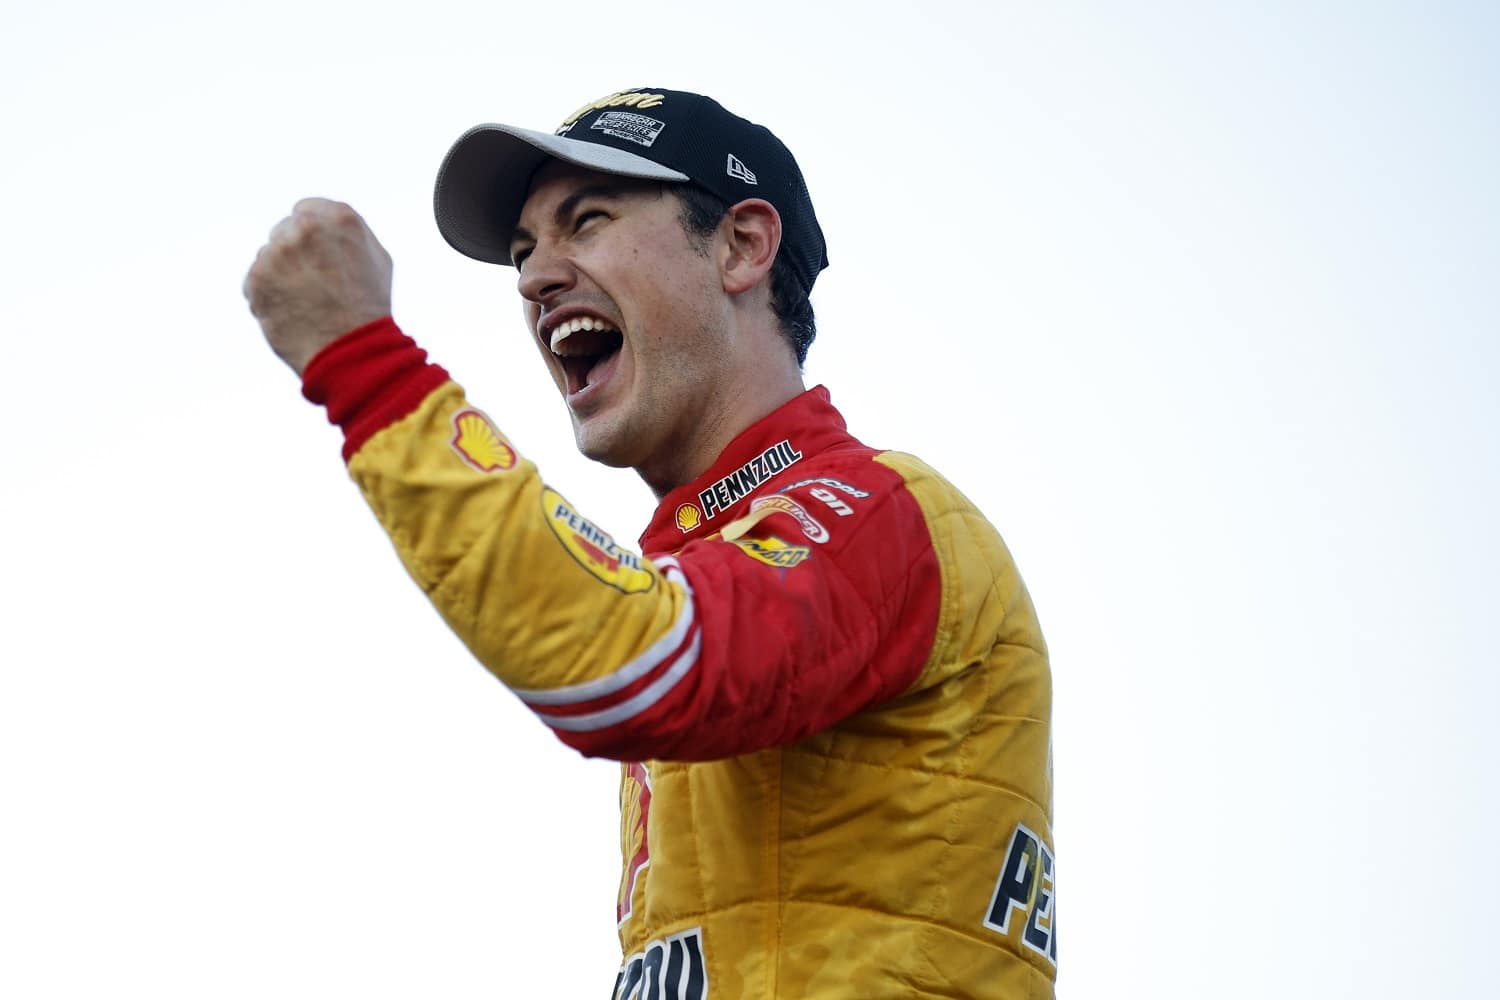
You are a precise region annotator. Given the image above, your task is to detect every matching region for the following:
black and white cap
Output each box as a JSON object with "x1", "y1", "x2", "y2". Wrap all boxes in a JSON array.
[{"x1": 433, "y1": 88, "x2": 829, "y2": 293}]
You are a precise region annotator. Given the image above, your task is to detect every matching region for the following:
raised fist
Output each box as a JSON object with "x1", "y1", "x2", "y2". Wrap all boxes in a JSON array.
[{"x1": 243, "y1": 198, "x2": 394, "y2": 375}]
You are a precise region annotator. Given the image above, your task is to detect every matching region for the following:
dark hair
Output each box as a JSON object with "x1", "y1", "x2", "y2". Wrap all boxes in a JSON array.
[{"x1": 673, "y1": 184, "x2": 817, "y2": 365}]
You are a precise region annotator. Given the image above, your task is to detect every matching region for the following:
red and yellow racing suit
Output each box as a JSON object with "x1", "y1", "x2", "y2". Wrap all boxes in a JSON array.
[{"x1": 303, "y1": 318, "x2": 1056, "y2": 998}]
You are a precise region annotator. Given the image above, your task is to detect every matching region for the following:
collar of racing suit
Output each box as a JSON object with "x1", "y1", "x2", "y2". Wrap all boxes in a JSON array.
[{"x1": 639, "y1": 385, "x2": 854, "y2": 554}]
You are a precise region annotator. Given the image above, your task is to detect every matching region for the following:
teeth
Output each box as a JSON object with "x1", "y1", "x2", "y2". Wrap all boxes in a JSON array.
[{"x1": 550, "y1": 315, "x2": 620, "y2": 352}]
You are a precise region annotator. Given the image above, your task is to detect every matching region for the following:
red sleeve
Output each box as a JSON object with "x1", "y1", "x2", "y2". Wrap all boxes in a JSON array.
[
  {"x1": 548, "y1": 463, "x2": 943, "y2": 761},
  {"x1": 298, "y1": 322, "x2": 941, "y2": 763},
  {"x1": 301, "y1": 316, "x2": 450, "y2": 461}
]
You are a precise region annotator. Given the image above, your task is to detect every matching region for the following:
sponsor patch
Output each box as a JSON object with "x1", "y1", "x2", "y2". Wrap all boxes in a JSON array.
[
  {"x1": 699, "y1": 439, "x2": 804, "y2": 521},
  {"x1": 674, "y1": 503, "x2": 702, "y2": 534},
  {"x1": 543, "y1": 487, "x2": 655, "y2": 594},
  {"x1": 983, "y1": 823, "x2": 1057, "y2": 966},
  {"x1": 557, "y1": 90, "x2": 667, "y2": 133},
  {"x1": 449, "y1": 409, "x2": 517, "y2": 473},
  {"x1": 732, "y1": 535, "x2": 810, "y2": 569},
  {"x1": 614, "y1": 927, "x2": 707, "y2": 1000},
  {"x1": 726, "y1": 152, "x2": 758, "y2": 185},
  {"x1": 749, "y1": 495, "x2": 828, "y2": 543},
  {"x1": 618, "y1": 762, "x2": 652, "y2": 928},
  {"x1": 780, "y1": 476, "x2": 870, "y2": 499},
  {"x1": 592, "y1": 111, "x2": 666, "y2": 147}
]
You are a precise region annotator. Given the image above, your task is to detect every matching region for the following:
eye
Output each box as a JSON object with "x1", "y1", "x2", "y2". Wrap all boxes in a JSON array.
[
  {"x1": 574, "y1": 209, "x2": 608, "y2": 232},
  {"x1": 511, "y1": 245, "x2": 533, "y2": 268}
]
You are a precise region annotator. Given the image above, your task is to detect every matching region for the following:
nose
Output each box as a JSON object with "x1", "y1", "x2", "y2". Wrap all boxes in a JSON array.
[{"x1": 516, "y1": 240, "x2": 575, "y2": 305}]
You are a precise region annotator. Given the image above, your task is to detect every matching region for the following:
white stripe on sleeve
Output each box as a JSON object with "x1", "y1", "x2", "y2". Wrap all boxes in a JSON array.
[
  {"x1": 511, "y1": 557, "x2": 695, "y2": 708},
  {"x1": 535, "y1": 624, "x2": 703, "y2": 733}
]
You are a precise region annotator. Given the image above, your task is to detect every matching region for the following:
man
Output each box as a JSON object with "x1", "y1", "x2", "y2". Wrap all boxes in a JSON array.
[{"x1": 245, "y1": 87, "x2": 1055, "y2": 998}]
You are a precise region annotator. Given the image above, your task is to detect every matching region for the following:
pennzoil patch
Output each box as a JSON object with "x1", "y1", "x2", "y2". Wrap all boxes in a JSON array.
[
  {"x1": 983, "y1": 822, "x2": 1057, "y2": 966},
  {"x1": 542, "y1": 487, "x2": 655, "y2": 594},
  {"x1": 613, "y1": 927, "x2": 707, "y2": 1000},
  {"x1": 698, "y1": 439, "x2": 803, "y2": 520}
]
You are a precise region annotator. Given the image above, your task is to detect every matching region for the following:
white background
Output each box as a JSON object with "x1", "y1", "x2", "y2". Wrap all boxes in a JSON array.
[{"x1": 2, "y1": 2, "x2": 1495, "y2": 996}]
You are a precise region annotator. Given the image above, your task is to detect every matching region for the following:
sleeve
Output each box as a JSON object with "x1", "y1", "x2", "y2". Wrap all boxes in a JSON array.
[{"x1": 304, "y1": 318, "x2": 944, "y2": 761}]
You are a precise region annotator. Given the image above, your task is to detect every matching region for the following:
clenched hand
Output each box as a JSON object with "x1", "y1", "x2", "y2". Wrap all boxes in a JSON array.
[{"x1": 243, "y1": 198, "x2": 394, "y2": 376}]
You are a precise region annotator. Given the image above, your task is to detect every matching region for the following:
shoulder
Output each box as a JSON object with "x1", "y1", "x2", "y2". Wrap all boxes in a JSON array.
[
  {"x1": 752, "y1": 441, "x2": 1009, "y2": 561},
  {"x1": 870, "y1": 451, "x2": 993, "y2": 535},
  {"x1": 788, "y1": 446, "x2": 999, "y2": 548}
]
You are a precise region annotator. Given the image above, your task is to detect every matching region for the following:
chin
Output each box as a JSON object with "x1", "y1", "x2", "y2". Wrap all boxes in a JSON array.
[{"x1": 572, "y1": 419, "x2": 640, "y2": 470}]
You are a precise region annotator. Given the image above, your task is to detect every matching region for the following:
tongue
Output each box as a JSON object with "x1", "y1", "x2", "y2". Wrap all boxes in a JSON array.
[{"x1": 585, "y1": 347, "x2": 622, "y2": 390}]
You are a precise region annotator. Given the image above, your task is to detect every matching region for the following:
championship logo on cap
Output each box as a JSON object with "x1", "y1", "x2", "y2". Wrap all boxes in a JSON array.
[
  {"x1": 543, "y1": 487, "x2": 655, "y2": 594},
  {"x1": 450, "y1": 409, "x2": 517, "y2": 473},
  {"x1": 434, "y1": 87, "x2": 829, "y2": 299},
  {"x1": 674, "y1": 503, "x2": 702, "y2": 534}
]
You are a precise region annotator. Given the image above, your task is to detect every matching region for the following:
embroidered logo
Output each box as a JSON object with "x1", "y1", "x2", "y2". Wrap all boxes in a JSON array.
[
  {"x1": 983, "y1": 822, "x2": 1057, "y2": 967},
  {"x1": 674, "y1": 503, "x2": 702, "y2": 534},
  {"x1": 449, "y1": 409, "x2": 517, "y2": 473},
  {"x1": 614, "y1": 928, "x2": 706, "y2": 1000},
  {"x1": 780, "y1": 476, "x2": 870, "y2": 499},
  {"x1": 732, "y1": 535, "x2": 811, "y2": 569},
  {"x1": 726, "y1": 152, "x2": 758, "y2": 185},
  {"x1": 592, "y1": 111, "x2": 667, "y2": 147},
  {"x1": 749, "y1": 495, "x2": 828, "y2": 543},
  {"x1": 543, "y1": 487, "x2": 655, "y2": 594},
  {"x1": 556, "y1": 91, "x2": 667, "y2": 133},
  {"x1": 698, "y1": 439, "x2": 804, "y2": 521},
  {"x1": 618, "y1": 762, "x2": 652, "y2": 927}
]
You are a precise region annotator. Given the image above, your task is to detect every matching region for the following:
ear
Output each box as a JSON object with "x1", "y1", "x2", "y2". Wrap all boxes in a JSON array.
[{"x1": 719, "y1": 199, "x2": 782, "y2": 296}]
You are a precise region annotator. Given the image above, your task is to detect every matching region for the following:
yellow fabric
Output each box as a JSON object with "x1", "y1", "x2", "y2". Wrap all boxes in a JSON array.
[
  {"x1": 620, "y1": 453, "x2": 1055, "y2": 997},
  {"x1": 348, "y1": 383, "x2": 692, "y2": 701},
  {"x1": 348, "y1": 384, "x2": 1055, "y2": 997}
]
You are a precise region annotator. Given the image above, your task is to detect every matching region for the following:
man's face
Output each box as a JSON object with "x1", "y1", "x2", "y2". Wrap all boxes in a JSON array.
[{"x1": 511, "y1": 161, "x2": 732, "y2": 478}]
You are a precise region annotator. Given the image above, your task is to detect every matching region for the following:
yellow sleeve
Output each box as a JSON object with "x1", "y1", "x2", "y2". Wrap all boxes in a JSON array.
[{"x1": 349, "y1": 382, "x2": 697, "y2": 744}]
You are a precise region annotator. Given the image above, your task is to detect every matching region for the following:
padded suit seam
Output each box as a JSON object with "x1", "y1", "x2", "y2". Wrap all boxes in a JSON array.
[
  {"x1": 781, "y1": 747, "x2": 1052, "y2": 820},
  {"x1": 426, "y1": 504, "x2": 513, "y2": 636}
]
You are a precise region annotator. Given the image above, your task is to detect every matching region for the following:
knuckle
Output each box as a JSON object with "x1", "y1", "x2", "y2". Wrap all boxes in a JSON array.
[{"x1": 269, "y1": 216, "x2": 299, "y2": 245}]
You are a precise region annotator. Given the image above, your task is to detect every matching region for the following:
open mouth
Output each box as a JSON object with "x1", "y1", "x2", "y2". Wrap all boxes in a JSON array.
[{"x1": 550, "y1": 316, "x2": 624, "y2": 396}]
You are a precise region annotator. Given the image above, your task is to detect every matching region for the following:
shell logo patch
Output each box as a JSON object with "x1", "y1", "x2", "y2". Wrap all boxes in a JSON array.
[
  {"x1": 732, "y1": 534, "x2": 811, "y2": 569},
  {"x1": 542, "y1": 487, "x2": 655, "y2": 594},
  {"x1": 674, "y1": 503, "x2": 702, "y2": 534},
  {"x1": 450, "y1": 409, "x2": 516, "y2": 473}
]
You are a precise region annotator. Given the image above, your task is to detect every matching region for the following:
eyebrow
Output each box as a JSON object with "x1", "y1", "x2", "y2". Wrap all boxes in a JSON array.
[{"x1": 510, "y1": 183, "x2": 639, "y2": 250}]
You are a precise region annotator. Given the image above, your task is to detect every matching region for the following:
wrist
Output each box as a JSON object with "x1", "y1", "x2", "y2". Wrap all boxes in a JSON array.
[{"x1": 301, "y1": 317, "x2": 451, "y2": 461}]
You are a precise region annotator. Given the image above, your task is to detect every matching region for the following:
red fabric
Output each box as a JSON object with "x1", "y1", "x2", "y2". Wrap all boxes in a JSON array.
[
  {"x1": 301, "y1": 316, "x2": 450, "y2": 461},
  {"x1": 532, "y1": 623, "x2": 704, "y2": 720},
  {"x1": 553, "y1": 388, "x2": 944, "y2": 760}
]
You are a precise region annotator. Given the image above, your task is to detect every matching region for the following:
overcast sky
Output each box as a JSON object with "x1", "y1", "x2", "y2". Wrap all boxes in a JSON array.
[{"x1": 3, "y1": 2, "x2": 1496, "y2": 997}]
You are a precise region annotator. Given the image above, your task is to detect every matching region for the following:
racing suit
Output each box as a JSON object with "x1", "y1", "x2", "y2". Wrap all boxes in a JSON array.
[{"x1": 302, "y1": 317, "x2": 1056, "y2": 998}]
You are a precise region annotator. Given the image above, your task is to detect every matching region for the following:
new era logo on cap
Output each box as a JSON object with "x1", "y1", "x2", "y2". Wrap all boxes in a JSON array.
[{"x1": 726, "y1": 153, "x2": 758, "y2": 185}]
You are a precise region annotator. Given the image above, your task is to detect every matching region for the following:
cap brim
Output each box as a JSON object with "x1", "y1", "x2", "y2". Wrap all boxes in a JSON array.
[{"x1": 433, "y1": 124, "x2": 690, "y2": 266}]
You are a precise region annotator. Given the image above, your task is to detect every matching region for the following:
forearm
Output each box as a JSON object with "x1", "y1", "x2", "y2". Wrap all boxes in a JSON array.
[
  {"x1": 306, "y1": 319, "x2": 698, "y2": 742},
  {"x1": 303, "y1": 321, "x2": 941, "y2": 762}
]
